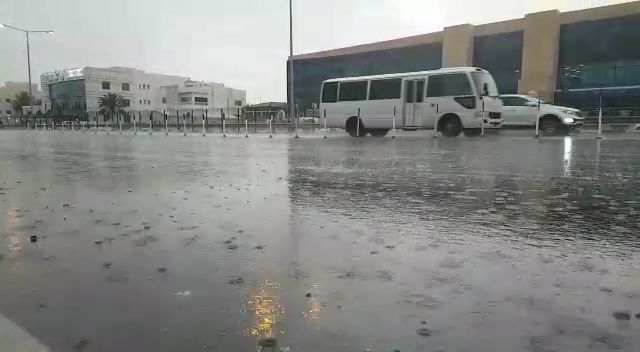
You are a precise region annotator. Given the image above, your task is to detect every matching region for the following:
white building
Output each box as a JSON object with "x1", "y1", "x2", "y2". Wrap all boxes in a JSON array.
[{"x1": 40, "y1": 67, "x2": 246, "y2": 123}]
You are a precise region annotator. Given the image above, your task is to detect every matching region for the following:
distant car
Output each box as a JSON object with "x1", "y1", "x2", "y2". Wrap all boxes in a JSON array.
[{"x1": 500, "y1": 94, "x2": 583, "y2": 134}]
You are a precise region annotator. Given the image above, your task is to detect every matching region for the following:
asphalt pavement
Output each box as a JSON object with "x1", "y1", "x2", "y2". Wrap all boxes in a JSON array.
[{"x1": 1, "y1": 130, "x2": 639, "y2": 351}]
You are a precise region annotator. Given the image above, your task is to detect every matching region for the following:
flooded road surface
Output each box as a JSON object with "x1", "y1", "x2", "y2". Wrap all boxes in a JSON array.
[{"x1": 1, "y1": 130, "x2": 640, "y2": 351}]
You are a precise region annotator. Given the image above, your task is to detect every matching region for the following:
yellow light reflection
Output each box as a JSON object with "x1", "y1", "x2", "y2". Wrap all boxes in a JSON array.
[
  {"x1": 7, "y1": 208, "x2": 22, "y2": 253},
  {"x1": 246, "y1": 280, "x2": 285, "y2": 338}
]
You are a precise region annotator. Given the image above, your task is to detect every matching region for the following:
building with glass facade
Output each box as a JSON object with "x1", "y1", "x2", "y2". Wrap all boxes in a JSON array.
[{"x1": 289, "y1": 1, "x2": 640, "y2": 113}]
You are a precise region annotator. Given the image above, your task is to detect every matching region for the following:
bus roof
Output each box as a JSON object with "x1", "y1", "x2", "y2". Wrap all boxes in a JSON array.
[{"x1": 323, "y1": 67, "x2": 488, "y2": 83}]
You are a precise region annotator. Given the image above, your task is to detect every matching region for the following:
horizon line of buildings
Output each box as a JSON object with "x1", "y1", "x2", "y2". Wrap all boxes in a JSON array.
[{"x1": 40, "y1": 66, "x2": 247, "y2": 121}]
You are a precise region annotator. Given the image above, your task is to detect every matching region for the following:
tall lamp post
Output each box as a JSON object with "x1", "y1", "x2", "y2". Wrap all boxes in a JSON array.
[
  {"x1": 288, "y1": 0, "x2": 299, "y2": 138},
  {"x1": 0, "y1": 23, "x2": 54, "y2": 126}
]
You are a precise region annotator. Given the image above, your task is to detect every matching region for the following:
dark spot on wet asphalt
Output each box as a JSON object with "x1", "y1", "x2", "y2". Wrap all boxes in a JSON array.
[
  {"x1": 612, "y1": 311, "x2": 631, "y2": 321},
  {"x1": 157, "y1": 267, "x2": 167, "y2": 273},
  {"x1": 227, "y1": 244, "x2": 238, "y2": 250},
  {"x1": 305, "y1": 293, "x2": 312, "y2": 298},
  {"x1": 102, "y1": 262, "x2": 113, "y2": 269},
  {"x1": 134, "y1": 235, "x2": 158, "y2": 247},
  {"x1": 416, "y1": 328, "x2": 431, "y2": 337},
  {"x1": 253, "y1": 245, "x2": 265, "y2": 250},
  {"x1": 229, "y1": 277, "x2": 244, "y2": 285}
]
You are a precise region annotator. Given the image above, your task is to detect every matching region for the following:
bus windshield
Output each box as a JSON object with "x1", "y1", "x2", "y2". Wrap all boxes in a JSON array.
[{"x1": 471, "y1": 72, "x2": 499, "y2": 97}]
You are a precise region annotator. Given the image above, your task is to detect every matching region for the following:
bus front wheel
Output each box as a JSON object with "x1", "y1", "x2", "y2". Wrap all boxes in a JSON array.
[
  {"x1": 346, "y1": 117, "x2": 366, "y2": 137},
  {"x1": 438, "y1": 114, "x2": 462, "y2": 137}
]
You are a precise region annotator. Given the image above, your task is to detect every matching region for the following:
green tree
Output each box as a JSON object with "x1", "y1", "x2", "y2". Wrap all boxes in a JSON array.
[
  {"x1": 98, "y1": 93, "x2": 126, "y2": 122},
  {"x1": 11, "y1": 91, "x2": 31, "y2": 115}
]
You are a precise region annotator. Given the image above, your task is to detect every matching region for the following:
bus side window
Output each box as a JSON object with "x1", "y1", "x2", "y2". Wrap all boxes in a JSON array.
[
  {"x1": 322, "y1": 82, "x2": 339, "y2": 103},
  {"x1": 416, "y1": 80, "x2": 425, "y2": 103},
  {"x1": 405, "y1": 81, "x2": 414, "y2": 103}
]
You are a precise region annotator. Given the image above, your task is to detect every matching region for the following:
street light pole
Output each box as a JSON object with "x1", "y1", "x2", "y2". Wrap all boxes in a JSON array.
[
  {"x1": 288, "y1": 0, "x2": 298, "y2": 138},
  {"x1": 1, "y1": 23, "x2": 54, "y2": 126}
]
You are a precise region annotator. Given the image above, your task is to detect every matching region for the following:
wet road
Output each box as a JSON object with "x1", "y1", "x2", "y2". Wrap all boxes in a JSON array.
[{"x1": 1, "y1": 130, "x2": 640, "y2": 352}]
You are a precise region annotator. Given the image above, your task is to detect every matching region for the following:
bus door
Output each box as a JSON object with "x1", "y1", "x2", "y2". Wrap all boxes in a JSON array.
[{"x1": 403, "y1": 79, "x2": 425, "y2": 128}]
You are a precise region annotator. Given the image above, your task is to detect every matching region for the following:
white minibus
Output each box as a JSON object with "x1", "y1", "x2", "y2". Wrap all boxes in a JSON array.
[{"x1": 319, "y1": 67, "x2": 503, "y2": 137}]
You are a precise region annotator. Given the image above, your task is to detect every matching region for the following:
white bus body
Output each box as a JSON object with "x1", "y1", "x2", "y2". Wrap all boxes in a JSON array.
[{"x1": 319, "y1": 67, "x2": 503, "y2": 137}]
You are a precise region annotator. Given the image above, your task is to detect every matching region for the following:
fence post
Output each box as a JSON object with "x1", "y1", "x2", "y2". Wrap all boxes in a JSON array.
[
  {"x1": 205, "y1": 108, "x2": 208, "y2": 133},
  {"x1": 149, "y1": 111, "x2": 153, "y2": 135},
  {"x1": 222, "y1": 109, "x2": 226, "y2": 138},
  {"x1": 323, "y1": 109, "x2": 328, "y2": 139},
  {"x1": 165, "y1": 110, "x2": 168, "y2": 135},
  {"x1": 596, "y1": 88, "x2": 604, "y2": 139},
  {"x1": 356, "y1": 108, "x2": 361, "y2": 137},
  {"x1": 202, "y1": 110, "x2": 206, "y2": 137},
  {"x1": 481, "y1": 99, "x2": 485, "y2": 137},
  {"x1": 183, "y1": 113, "x2": 187, "y2": 136},
  {"x1": 392, "y1": 106, "x2": 396, "y2": 139},
  {"x1": 119, "y1": 115, "x2": 122, "y2": 134},
  {"x1": 534, "y1": 98, "x2": 541, "y2": 138},
  {"x1": 433, "y1": 104, "x2": 439, "y2": 138},
  {"x1": 245, "y1": 118, "x2": 248, "y2": 138}
]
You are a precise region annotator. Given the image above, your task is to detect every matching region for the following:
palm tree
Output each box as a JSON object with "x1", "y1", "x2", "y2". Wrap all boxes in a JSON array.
[{"x1": 98, "y1": 93, "x2": 127, "y2": 122}]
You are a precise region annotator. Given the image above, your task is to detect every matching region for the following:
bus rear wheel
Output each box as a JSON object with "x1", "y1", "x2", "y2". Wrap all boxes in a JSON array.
[
  {"x1": 438, "y1": 114, "x2": 462, "y2": 137},
  {"x1": 346, "y1": 117, "x2": 366, "y2": 137},
  {"x1": 369, "y1": 129, "x2": 389, "y2": 137},
  {"x1": 463, "y1": 128, "x2": 482, "y2": 137}
]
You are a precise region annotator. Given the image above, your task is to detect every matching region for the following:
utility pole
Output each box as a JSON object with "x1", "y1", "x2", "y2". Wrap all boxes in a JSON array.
[{"x1": 288, "y1": 0, "x2": 298, "y2": 138}]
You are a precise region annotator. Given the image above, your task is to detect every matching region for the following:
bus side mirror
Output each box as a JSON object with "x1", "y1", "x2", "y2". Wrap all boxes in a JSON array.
[{"x1": 482, "y1": 83, "x2": 489, "y2": 96}]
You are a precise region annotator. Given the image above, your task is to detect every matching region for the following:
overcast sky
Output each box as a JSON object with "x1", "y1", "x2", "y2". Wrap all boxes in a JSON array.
[{"x1": 0, "y1": 0, "x2": 632, "y2": 102}]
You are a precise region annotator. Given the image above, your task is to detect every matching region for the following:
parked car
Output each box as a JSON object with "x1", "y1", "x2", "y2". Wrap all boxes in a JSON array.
[{"x1": 500, "y1": 94, "x2": 583, "y2": 134}]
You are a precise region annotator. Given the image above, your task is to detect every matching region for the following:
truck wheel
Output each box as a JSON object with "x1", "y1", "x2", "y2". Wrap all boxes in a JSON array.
[
  {"x1": 540, "y1": 115, "x2": 562, "y2": 135},
  {"x1": 463, "y1": 128, "x2": 482, "y2": 137},
  {"x1": 438, "y1": 114, "x2": 462, "y2": 137}
]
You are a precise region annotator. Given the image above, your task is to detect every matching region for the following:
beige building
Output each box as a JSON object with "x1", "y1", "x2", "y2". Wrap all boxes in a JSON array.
[{"x1": 289, "y1": 1, "x2": 640, "y2": 111}]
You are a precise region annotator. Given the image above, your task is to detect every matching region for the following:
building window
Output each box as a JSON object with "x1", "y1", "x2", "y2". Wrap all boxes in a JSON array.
[
  {"x1": 369, "y1": 78, "x2": 402, "y2": 100},
  {"x1": 122, "y1": 83, "x2": 130, "y2": 91},
  {"x1": 235, "y1": 100, "x2": 243, "y2": 106},
  {"x1": 180, "y1": 97, "x2": 191, "y2": 103},
  {"x1": 427, "y1": 74, "x2": 472, "y2": 97},
  {"x1": 147, "y1": 99, "x2": 151, "y2": 105},
  {"x1": 321, "y1": 82, "x2": 339, "y2": 103},
  {"x1": 139, "y1": 99, "x2": 142, "y2": 104},
  {"x1": 338, "y1": 81, "x2": 368, "y2": 102},
  {"x1": 162, "y1": 97, "x2": 167, "y2": 104},
  {"x1": 102, "y1": 81, "x2": 110, "y2": 90},
  {"x1": 145, "y1": 84, "x2": 150, "y2": 90},
  {"x1": 6, "y1": 110, "x2": 11, "y2": 115},
  {"x1": 194, "y1": 97, "x2": 208, "y2": 104},
  {"x1": 123, "y1": 99, "x2": 130, "y2": 107}
]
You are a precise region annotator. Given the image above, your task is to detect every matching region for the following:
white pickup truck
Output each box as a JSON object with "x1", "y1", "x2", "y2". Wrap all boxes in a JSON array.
[{"x1": 500, "y1": 94, "x2": 583, "y2": 134}]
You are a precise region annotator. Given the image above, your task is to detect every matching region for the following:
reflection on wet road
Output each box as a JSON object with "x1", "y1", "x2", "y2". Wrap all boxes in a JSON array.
[{"x1": 1, "y1": 130, "x2": 639, "y2": 351}]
